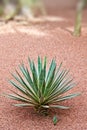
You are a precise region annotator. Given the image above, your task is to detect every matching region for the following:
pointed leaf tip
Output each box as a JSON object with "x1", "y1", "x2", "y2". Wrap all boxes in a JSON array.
[{"x1": 53, "y1": 115, "x2": 58, "y2": 125}]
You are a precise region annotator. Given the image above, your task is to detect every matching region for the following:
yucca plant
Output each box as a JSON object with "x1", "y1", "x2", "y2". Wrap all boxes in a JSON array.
[{"x1": 6, "y1": 57, "x2": 80, "y2": 114}]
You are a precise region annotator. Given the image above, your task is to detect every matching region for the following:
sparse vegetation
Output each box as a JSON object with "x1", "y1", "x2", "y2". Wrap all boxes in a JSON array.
[
  {"x1": 0, "y1": 0, "x2": 46, "y2": 21},
  {"x1": 74, "y1": 0, "x2": 87, "y2": 36},
  {"x1": 6, "y1": 57, "x2": 80, "y2": 115}
]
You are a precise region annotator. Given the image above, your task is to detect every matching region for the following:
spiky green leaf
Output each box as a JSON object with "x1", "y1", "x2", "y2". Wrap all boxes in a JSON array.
[{"x1": 6, "y1": 57, "x2": 80, "y2": 113}]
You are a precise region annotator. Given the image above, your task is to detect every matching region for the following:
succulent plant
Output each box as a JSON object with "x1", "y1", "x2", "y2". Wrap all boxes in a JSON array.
[{"x1": 6, "y1": 57, "x2": 80, "y2": 114}]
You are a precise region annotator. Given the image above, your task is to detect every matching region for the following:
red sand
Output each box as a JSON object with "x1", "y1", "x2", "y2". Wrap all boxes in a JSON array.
[{"x1": 0, "y1": 11, "x2": 87, "y2": 130}]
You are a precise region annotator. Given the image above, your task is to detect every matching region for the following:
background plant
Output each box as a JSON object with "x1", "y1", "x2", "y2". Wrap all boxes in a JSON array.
[
  {"x1": 0, "y1": 0, "x2": 46, "y2": 21},
  {"x1": 6, "y1": 57, "x2": 80, "y2": 114},
  {"x1": 74, "y1": 0, "x2": 87, "y2": 36}
]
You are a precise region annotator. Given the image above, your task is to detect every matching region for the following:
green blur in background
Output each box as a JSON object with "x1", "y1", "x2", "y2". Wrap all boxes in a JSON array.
[
  {"x1": 0, "y1": 0, "x2": 46, "y2": 21},
  {"x1": 0, "y1": 0, "x2": 87, "y2": 36}
]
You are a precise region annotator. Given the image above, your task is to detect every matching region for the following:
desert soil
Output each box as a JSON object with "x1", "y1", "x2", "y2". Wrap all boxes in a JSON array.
[{"x1": 0, "y1": 10, "x2": 87, "y2": 130}]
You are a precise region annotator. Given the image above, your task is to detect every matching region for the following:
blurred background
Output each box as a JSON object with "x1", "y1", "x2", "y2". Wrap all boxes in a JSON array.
[
  {"x1": 0, "y1": 0, "x2": 78, "y2": 20},
  {"x1": 44, "y1": 0, "x2": 77, "y2": 9},
  {"x1": 0, "y1": 0, "x2": 86, "y2": 36}
]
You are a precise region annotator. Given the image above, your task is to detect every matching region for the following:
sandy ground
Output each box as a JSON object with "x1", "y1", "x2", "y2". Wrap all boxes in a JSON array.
[{"x1": 0, "y1": 10, "x2": 87, "y2": 130}]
